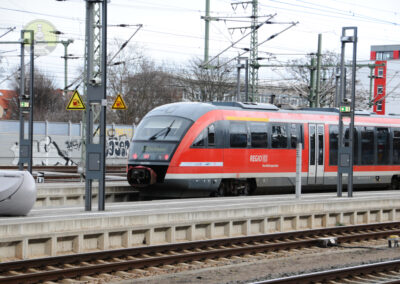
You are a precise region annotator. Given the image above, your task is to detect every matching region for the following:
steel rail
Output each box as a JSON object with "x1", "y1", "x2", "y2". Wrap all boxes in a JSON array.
[
  {"x1": 256, "y1": 259, "x2": 400, "y2": 284},
  {"x1": 0, "y1": 165, "x2": 125, "y2": 172},
  {"x1": 0, "y1": 222, "x2": 400, "y2": 283}
]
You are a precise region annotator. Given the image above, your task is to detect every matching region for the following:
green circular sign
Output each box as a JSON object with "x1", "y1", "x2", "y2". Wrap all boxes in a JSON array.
[{"x1": 23, "y1": 19, "x2": 58, "y2": 56}]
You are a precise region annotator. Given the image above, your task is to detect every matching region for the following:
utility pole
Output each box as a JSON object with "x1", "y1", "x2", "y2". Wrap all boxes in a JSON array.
[
  {"x1": 337, "y1": 27, "x2": 357, "y2": 198},
  {"x1": 249, "y1": 0, "x2": 259, "y2": 102},
  {"x1": 1, "y1": 33, "x2": 36, "y2": 173},
  {"x1": 19, "y1": 30, "x2": 34, "y2": 173},
  {"x1": 36, "y1": 39, "x2": 74, "y2": 96},
  {"x1": 244, "y1": 57, "x2": 249, "y2": 101},
  {"x1": 84, "y1": 0, "x2": 107, "y2": 211},
  {"x1": 368, "y1": 65, "x2": 375, "y2": 107},
  {"x1": 236, "y1": 56, "x2": 241, "y2": 102},
  {"x1": 258, "y1": 62, "x2": 383, "y2": 108},
  {"x1": 0, "y1": 35, "x2": 73, "y2": 173},
  {"x1": 334, "y1": 67, "x2": 340, "y2": 107},
  {"x1": 315, "y1": 34, "x2": 322, "y2": 107},
  {"x1": 61, "y1": 39, "x2": 74, "y2": 96},
  {"x1": 204, "y1": 0, "x2": 210, "y2": 64},
  {"x1": 309, "y1": 56, "x2": 316, "y2": 107}
]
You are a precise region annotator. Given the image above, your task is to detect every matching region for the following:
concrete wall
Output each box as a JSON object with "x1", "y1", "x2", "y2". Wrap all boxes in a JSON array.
[{"x1": 0, "y1": 120, "x2": 135, "y2": 166}]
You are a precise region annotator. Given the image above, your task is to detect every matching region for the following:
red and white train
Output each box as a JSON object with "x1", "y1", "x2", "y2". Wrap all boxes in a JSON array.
[{"x1": 127, "y1": 101, "x2": 400, "y2": 197}]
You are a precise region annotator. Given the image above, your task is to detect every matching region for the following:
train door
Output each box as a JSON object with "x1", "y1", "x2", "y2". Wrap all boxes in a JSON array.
[{"x1": 308, "y1": 124, "x2": 325, "y2": 184}]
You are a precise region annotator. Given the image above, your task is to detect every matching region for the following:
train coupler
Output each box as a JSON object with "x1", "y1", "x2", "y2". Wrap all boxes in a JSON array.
[{"x1": 127, "y1": 166, "x2": 157, "y2": 187}]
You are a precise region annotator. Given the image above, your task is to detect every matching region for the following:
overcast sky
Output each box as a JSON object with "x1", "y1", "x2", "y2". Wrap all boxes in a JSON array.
[{"x1": 0, "y1": 0, "x2": 399, "y2": 90}]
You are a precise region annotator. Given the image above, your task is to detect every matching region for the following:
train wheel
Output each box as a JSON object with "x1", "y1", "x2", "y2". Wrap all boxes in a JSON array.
[
  {"x1": 215, "y1": 182, "x2": 226, "y2": 197},
  {"x1": 238, "y1": 181, "x2": 250, "y2": 196},
  {"x1": 390, "y1": 176, "x2": 399, "y2": 190}
]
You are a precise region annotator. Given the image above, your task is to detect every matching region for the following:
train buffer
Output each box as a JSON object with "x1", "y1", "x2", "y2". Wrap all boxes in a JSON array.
[{"x1": 388, "y1": 235, "x2": 399, "y2": 248}]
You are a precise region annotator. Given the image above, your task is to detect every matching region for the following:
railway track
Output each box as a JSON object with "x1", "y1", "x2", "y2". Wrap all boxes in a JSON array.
[
  {"x1": 259, "y1": 259, "x2": 400, "y2": 283},
  {"x1": 0, "y1": 165, "x2": 125, "y2": 173},
  {"x1": 0, "y1": 165, "x2": 126, "y2": 182},
  {"x1": 1, "y1": 222, "x2": 400, "y2": 283}
]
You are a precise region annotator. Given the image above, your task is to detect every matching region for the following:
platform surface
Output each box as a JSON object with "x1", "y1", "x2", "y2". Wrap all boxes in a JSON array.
[{"x1": 3, "y1": 190, "x2": 400, "y2": 224}]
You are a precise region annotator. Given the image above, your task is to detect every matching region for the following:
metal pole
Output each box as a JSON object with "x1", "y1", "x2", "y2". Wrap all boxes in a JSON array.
[
  {"x1": 28, "y1": 30, "x2": 34, "y2": 174},
  {"x1": 348, "y1": 27, "x2": 357, "y2": 198},
  {"x1": 85, "y1": 0, "x2": 92, "y2": 211},
  {"x1": 309, "y1": 57, "x2": 316, "y2": 107},
  {"x1": 236, "y1": 57, "x2": 241, "y2": 102},
  {"x1": 18, "y1": 31, "x2": 25, "y2": 172},
  {"x1": 337, "y1": 27, "x2": 357, "y2": 198},
  {"x1": 245, "y1": 58, "x2": 249, "y2": 102},
  {"x1": 337, "y1": 29, "x2": 346, "y2": 198},
  {"x1": 295, "y1": 142, "x2": 302, "y2": 199},
  {"x1": 99, "y1": 0, "x2": 107, "y2": 211},
  {"x1": 62, "y1": 40, "x2": 73, "y2": 97},
  {"x1": 335, "y1": 67, "x2": 340, "y2": 108},
  {"x1": 84, "y1": 0, "x2": 107, "y2": 211},
  {"x1": 63, "y1": 42, "x2": 67, "y2": 96},
  {"x1": 249, "y1": 0, "x2": 259, "y2": 102},
  {"x1": 315, "y1": 34, "x2": 322, "y2": 107},
  {"x1": 204, "y1": 0, "x2": 210, "y2": 64},
  {"x1": 368, "y1": 66, "x2": 374, "y2": 108},
  {"x1": 18, "y1": 31, "x2": 34, "y2": 173}
]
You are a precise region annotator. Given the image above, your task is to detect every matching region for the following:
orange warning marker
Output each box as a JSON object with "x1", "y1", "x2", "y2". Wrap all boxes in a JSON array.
[
  {"x1": 112, "y1": 94, "x2": 127, "y2": 110},
  {"x1": 66, "y1": 90, "x2": 85, "y2": 110}
]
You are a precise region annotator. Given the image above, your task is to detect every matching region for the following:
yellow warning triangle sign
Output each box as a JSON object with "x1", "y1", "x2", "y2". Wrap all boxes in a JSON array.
[
  {"x1": 66, "y1": 90, "x2": 85, "y2": 110},
  {"x1": 112, "y1": 94, "x2": 127, "y2": 110}
]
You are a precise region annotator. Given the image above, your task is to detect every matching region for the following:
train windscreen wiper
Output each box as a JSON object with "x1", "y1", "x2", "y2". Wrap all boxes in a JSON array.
[{"x1": 149, "y1": 120, "x2": 175, "y2": 140}]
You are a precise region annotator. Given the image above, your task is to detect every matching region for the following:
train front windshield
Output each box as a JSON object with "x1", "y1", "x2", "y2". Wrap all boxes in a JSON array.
[{"x1": 129, "y1": 116, "x2": 192, "y2": 162}]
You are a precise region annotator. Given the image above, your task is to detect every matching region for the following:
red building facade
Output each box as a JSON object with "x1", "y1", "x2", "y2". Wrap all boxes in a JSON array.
[{"x1": 370, "y1": 45, "x2": 400, "y2": 115}]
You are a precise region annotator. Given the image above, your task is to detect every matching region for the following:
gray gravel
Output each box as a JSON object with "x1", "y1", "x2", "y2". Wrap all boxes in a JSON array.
[{"x1": 115, "y1": 240, "x2": 400, "y2": 284}]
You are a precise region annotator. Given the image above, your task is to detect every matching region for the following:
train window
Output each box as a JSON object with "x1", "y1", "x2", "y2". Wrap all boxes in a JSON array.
[
  {"x1": 271, "y1": 124, "x2": 288, "y2": 148},
  {"x1": 377, "y1": 128, "x2": 389, "y2": 165},
  {"x1": 317, "y1": 125, "x2": 324, "y2": 165},
  {"x1": 250, "y1": 122, "x2": 268, "y2": 148},
  {"x1": 361, "y1": 127, "x2": 375, "y2": 165},
  {"x1": 393, "y1": 129, "x2": 400, "y2": 164},
  {"x1": 192, "y1": 130, "x2": 206, "y2": 147},
  {"x1": 230, "y1": 121, "x2": 248, "y2": 148},
  {"x1": 208, "y1": 124, "x2": 215, "y2": 147},
  {"x1": 310, "y1": 126, "x2": 316, "y2": 165},
  {"x1": 329, "y1": 125, "x2": 338, "y2": 166},
  {"x1": 134, "y1": 116, "x2": 191, "y2": 141},
  {"x1": 290, "y1": 124, "x2": 298, "y2": 149},
  {"x1": 192, "y1": 123, "x2": 216, "y2": 148}
]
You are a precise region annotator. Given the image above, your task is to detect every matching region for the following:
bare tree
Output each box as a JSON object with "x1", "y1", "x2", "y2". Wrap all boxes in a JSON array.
[
  {"x1": 107, "y1": 48, "x2": 181, "y2": 124},
  {"x1": 10, "y1": 67, "x2": 80, "y2": 122},
  {"x1": 284, "y1": 51, "x2": 369, "y2": 109},
  {"x1": 285, "y1": 51, "x2": 340, "y2": 107},
  {"x1": 177, "y1": 57, "x2": 236, "y2": 102}
]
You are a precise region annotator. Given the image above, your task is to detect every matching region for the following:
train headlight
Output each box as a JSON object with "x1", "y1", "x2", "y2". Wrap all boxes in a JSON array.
[
  {"x1": 164, "y1": 154, "x2": 169, "y2": 160},
  {"x1": 132, "y1": 153, "x2": 138, "y2": 159}
]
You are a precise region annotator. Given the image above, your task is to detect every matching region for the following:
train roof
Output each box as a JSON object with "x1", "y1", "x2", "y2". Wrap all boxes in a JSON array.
[{"x1": 144, "y1": 101, "x2": 400, "y2": 121}]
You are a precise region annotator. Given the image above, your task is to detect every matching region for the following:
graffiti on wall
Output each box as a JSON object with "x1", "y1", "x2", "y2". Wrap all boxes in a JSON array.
[
  {"x1": 106, "y1": 128, "x2": 130, "y2": 158},
  {"x1": 11, "y1": 136, "x2": 77, "y2": 166},
  {"x1": 10, "y1": 130, "x2": 131, "y2": 166}
]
